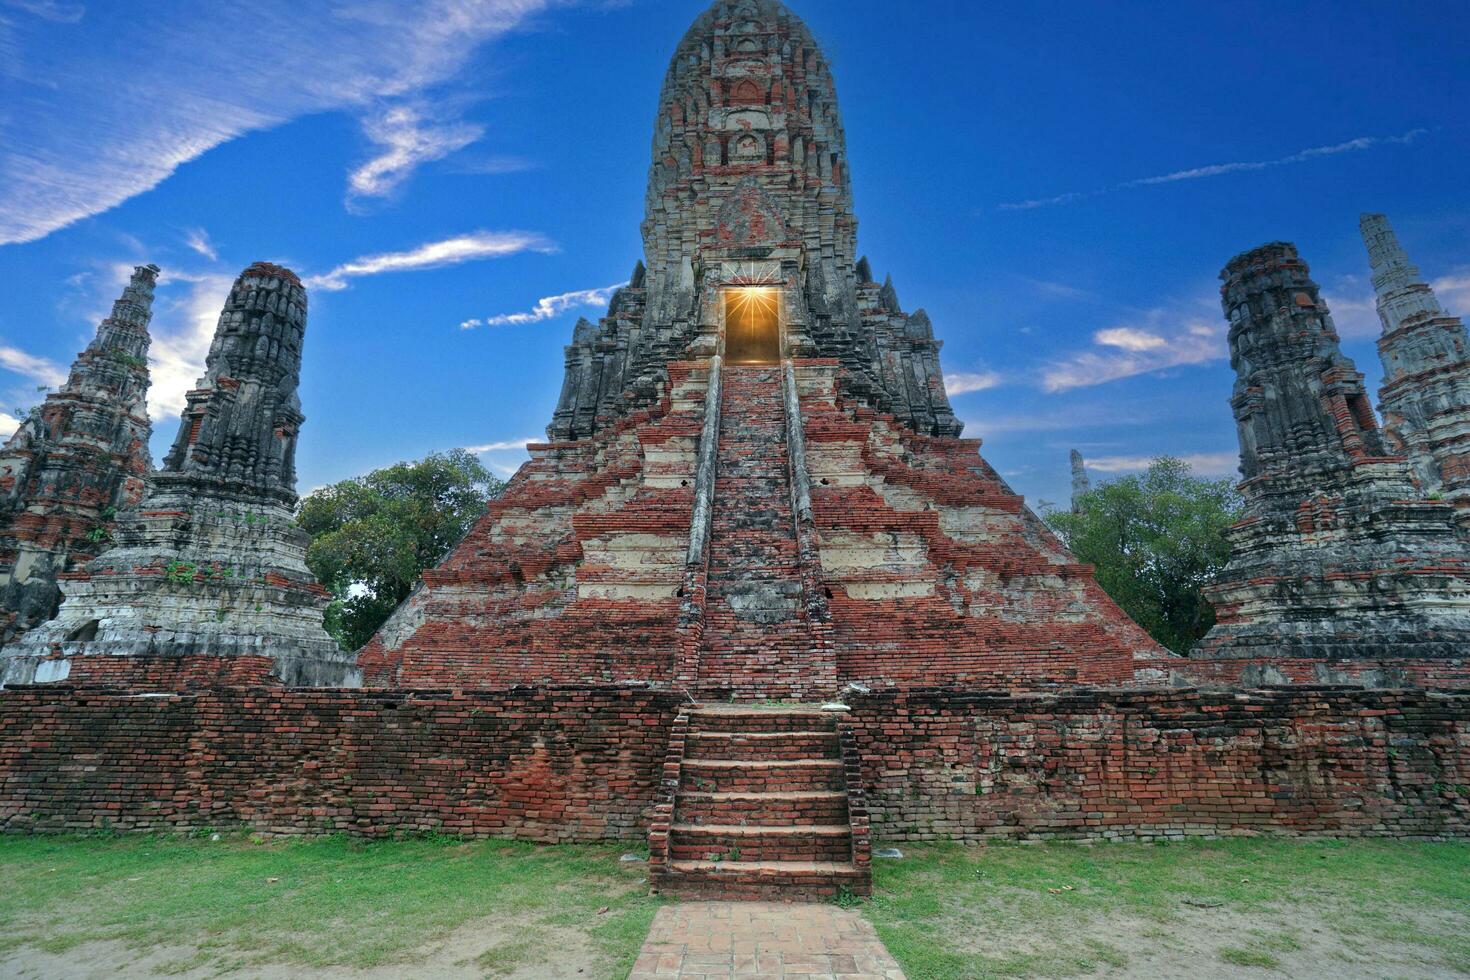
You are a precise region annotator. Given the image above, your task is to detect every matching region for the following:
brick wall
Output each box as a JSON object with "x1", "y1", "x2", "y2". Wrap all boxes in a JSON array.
[
  {"x1": 847, "y1": 687, "x2": 1470, "y2": 841},
  {"x1": 0, "y1": 685, "x2": 680, "y2": 840},
  {"x1": 3, "y1": 684, "x2": 1466, "y2": 843}
]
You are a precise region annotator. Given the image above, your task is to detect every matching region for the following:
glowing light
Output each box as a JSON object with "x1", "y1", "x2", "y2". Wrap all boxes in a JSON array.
[
  {"x1": 724, "y1": 287, "x2": 782, "y2": 364},
  {"x1": 724, "y1": 286, "x2": 779, "y2": 320}
]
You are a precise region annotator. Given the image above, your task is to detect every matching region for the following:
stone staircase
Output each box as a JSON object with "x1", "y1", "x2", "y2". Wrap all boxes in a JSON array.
[
  {"x1": 649, "y1": 704, "x2": 871, "y2": 901},
  {"x1": 696, "y1": 366, "x2": 818, "y2": 699}
]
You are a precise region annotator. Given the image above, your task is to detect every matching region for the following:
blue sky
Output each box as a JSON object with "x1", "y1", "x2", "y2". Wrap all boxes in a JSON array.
[{"x1": 1, "y1": 0, "x2": 1467, "y2": 508}]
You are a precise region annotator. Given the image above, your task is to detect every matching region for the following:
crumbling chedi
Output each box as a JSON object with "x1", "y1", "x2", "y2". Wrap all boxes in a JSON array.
[
  {"x1": 2, "y1": 263, "x2": 356, "y2": 687},
  {"x1": 1190, "y1": 243, "x2": 1470, "y2": 678},
  {"x1": 1363, "y1": 212, "x2": 1470, "y2": 512},
  {"x1": 0, "y1": 266, "x2": 157, "y2": 646}
]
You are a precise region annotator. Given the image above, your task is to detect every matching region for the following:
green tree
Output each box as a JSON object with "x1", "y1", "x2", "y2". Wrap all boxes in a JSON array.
[
  {"x1": 297, "y1": 450, "x2": 505, "y2": 651},
  {"x1": 1045, "y1": 456, "x2": 1242, "y2": 654}
]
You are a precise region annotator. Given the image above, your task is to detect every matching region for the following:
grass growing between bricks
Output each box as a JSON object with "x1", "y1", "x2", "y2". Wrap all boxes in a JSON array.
[
  {"x1": 864, "y1": 838, "x2": 1470, "y2": 979},
  {"x1": 0, "y1": 833, "x2": 661, "y2": 976}
]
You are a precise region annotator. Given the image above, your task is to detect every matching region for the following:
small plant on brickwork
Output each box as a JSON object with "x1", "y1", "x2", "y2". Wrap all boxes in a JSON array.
[
  {"x1": 163, "y1": 560, "x2": 196, "y2": 585},
  {"x1": 832, "y1": 885, "x2": 861, "y2": 909},
  {"x1": 106, "y1": 348, "x2": 148, "y2": 369},
  {"x1": 86, "y1": 526, "x2": 110, "y2": 544}
]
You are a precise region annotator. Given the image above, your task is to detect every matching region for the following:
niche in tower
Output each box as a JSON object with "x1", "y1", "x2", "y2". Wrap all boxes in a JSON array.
[{"x1": 723, "y1": 287, "x2": 781, "y2": 364}]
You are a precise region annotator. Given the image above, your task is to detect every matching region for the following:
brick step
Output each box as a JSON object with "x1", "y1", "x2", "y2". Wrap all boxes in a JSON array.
[
  {"x1": 657, "y1": 859, "x2": 871, "y2": 900},
  {"x1": 674, "y1": 790, "x2": 850, "y2": 825},
  {"x1": 669, "y1": 824, "x2": 853, "y2": 863},
  {"x1": 684, "y1": 730, "x2": 838, "y2": 760},
  {"x1": 687, "y1": 708, "x2": 836, "y2": 734},
  {"x1": 679, "y1": 758, "x2": 845, "y2": 793}
]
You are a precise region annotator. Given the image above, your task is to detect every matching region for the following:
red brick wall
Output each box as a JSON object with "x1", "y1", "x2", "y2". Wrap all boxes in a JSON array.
[
  {"x1": 3, "y1": 685, "x2": 1466, "y2": 843},
  {"x1": 848, "y1": 687, "x2": 1470, "y2": 841},
  {"x1": 0, "y1": 686, "x2": 680, "y2": 840}
]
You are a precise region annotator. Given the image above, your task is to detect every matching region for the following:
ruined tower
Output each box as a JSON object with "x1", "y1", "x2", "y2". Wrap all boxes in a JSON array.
[
  {"x1": 1069, "y1": 449, "x2": 1091, "y2": 511},
  {"x1": 1362, "y1": 213, "x2": 1470, "y2": 510},
  {"x1": 0, "y1": 265, "x2": 156, "y2": 644},
  {"x1": 1192, "y1": 243, "x2": 1470, "y2": 674},
  {"x1": 1, "y1": 263, "x2": 356, "y2": 687}
]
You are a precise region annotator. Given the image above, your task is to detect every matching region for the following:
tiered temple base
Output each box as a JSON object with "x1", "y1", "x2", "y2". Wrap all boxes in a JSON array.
[{"x1": 649, "y1": 704, "x2": 871, "y2": 900}]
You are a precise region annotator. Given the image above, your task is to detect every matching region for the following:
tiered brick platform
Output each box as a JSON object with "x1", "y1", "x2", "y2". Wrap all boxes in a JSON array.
[{"x1": 650, "y1": 705, "x2": 871, "y2": 900}]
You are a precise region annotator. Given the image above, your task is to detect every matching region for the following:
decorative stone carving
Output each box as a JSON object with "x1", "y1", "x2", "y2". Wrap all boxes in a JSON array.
[
  {"x1": 1362, "y1": 213, "x2": 1470, "y2": 511},
  {"x1": 1192, "y1": 243, "x2": 1470, "y2": 661},
  {"x1": 0, "y1": 265, "x2": 156, "y2": 643},
  {"x1": 1, "y1": 263, "x2": 357, "y2": 687}
]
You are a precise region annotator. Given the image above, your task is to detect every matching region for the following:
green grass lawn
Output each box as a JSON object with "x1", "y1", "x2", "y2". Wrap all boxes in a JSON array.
[
  {"x1": 2, "y1": 833, "x2": 1467, "y2": 978},
  {"x1": 866, "y1": 838, "x2": 1470, "y2": 979},
  {"x1": 0, "y1": 833, "x2": 661, "y2": 977}
]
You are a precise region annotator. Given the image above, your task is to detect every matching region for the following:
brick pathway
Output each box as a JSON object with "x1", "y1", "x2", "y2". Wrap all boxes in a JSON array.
[{"x1": 627, "y1": 901, "x2": 906, "y2": 979}]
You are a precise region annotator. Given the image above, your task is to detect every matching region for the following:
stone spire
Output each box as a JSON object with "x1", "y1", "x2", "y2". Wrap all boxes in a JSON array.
[
  {"x1": 1361, "y1": 213, "x2": 1470, "y2": 509},
  {"x1": 0, "y1": 264, "x2": 156, "y2": 644},
  {"x1": 1069, "y1": 450, "x2": 1090, "y2": 511},
  {"x1": 2, "y1": 263, "x2": 356, "y2": 688},
  {"x1": 546, "y1": 0, "x2": 961, "y2": 441},
  {"x1": 1192, "y1": 242, "x2": 1470, "y2": 666},
  {"x1": 162, "y1": 261, "x2": 305, "y2": 504}
]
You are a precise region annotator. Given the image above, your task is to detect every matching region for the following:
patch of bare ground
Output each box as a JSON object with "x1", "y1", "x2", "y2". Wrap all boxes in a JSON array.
[{"x1": 0, "y1": 913, "x2": 603, "y2": 979}]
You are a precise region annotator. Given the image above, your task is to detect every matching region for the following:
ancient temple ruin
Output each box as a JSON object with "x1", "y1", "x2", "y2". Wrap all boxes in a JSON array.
[
  {"x1": 360, "y1": 0, "x2": 1161, "y2": 704},
  {"x1": 1, "y1": 263, "x2": 356, "y2": 687},
  {"x1": 0, "y1": 265, "x2": 156, "y2": 645},
  {"x1": 1362, "y1": 212, "x2": 1470, "y2": 511},
  {"x1": 0, "y1": 0, "x2": 1466, "y2": 897},
  {"x1": 1190, "y1": 242, "x2": 1470, "y2": 678}
]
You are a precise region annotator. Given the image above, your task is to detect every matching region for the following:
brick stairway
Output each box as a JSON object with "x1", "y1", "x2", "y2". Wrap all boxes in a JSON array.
[
  {"x1": 697, "y1": 366, "x2": 817, "y2": 699},
  {"x1": 649, "y1": 705, "x2": 872, "y2": 900}
]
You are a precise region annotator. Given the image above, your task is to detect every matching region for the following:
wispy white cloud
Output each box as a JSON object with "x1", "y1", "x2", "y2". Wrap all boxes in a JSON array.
[
  {"x1": 0, "y1": 344, "x2": 67, "y2": 387},
  {"x1": 463, "y1": 437, "x2": 538, "y2": 453},
  {"x1": 1433, "y1": 272, "x2": 1470, "y2": 313},
  {"x1": 183, "y1": 227, "x2": 217, "y2": 261},
  {"x1": 4, "y1": 0, "x2": 84, "y2": 23},
  {"x1": 147, "y1": 270, "x2": 235, "y2": 420},
  {"x1": 1041, "y1": 303, "x2": 1224, "y2": 392},
  {"x1": 306, "y1": 231, "x2": 555, "y2": 292},
  {"x1": 0, "y1": 0, "x2": 554, "y2": 245},
  {"x1": 1321, "y1": 289, "x2": 1381, "y2": 340},
  {"x1": 1028, "y1": 279, "x2": 1097, "y2": 301},
  {"x1": 348, "y1": 102, "x2": 485, "y2": 205},
  {"x1": 1000, "y1": 129, "x2": 1430, "y2": 211},
  {"x1": 462, "y1": 436, "x2": 538, "y2": 477},
  {"x1": 0, "y1": 411, "x2": 21, "y2": 438},
  {"x1": 1086, "y1": 451, "x2": 1239, "y2": 477},
  {"x1": 1091, "y1": 327, "x2": 1168, "y2": 352},
  {"x1": 461, "y1": 282, "x2": 623, "y2": 329},
  {"x1": 943, "y1": 371, "x2": 1004, "y2": 396}
]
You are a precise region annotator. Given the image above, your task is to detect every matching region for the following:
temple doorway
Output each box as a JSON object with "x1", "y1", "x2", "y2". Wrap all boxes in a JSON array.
[{"x1": 723, "y1": 287, "x2": 781, "y2": 364}]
